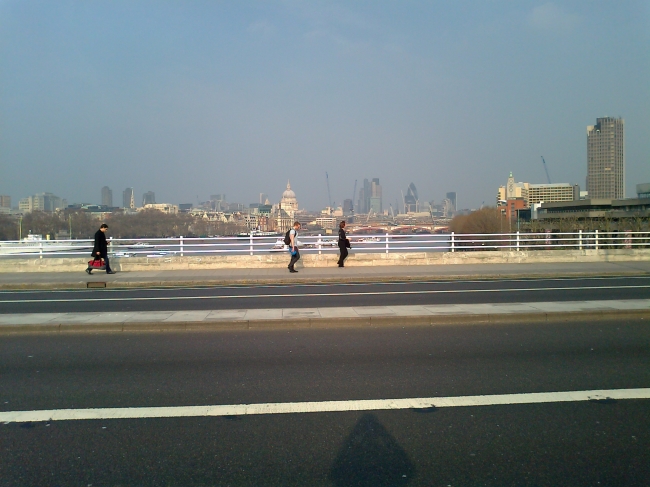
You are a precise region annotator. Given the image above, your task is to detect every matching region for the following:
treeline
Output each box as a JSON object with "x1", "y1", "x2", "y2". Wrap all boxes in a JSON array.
[
  {"x1": 0, "y1": 210, "x2": 248, "y2": 240},
  {"x1": 449, "y1": 207, "x2": 649, "y2": 234}
]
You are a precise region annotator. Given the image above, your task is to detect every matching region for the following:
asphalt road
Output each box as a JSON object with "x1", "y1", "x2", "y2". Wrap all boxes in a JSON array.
[
  {"x1": 1, "y1": 275, "x2": 650, "y2": 313},
  {"x1": 2, "y1": 319, "x2": 649, "y2": 486}
]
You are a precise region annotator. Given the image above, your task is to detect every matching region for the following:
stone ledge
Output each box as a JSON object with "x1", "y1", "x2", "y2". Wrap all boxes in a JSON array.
[{"x1": 1, "y1": 248, "x2": 649, "y2": 273}]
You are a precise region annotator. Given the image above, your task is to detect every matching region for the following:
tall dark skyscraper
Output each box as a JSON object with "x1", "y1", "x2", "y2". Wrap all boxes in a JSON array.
[
  {"x1": 142, "y1": 191, "x2": 156, "y2": 206},
  {"x1": 101, "y1": 186, "x2": 112, "y2": 207},
  {"x1": 587, "y1": 117, "x2": 624, "y2": 199},
  {"x1": 123, "y1": 188, "x2": 135, "y2": 209}
]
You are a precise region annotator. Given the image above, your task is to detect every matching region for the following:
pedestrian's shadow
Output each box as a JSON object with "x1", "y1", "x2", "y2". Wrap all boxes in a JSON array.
[{"x1": 330, "y1": 413, "x2": 415, "y2": 486}]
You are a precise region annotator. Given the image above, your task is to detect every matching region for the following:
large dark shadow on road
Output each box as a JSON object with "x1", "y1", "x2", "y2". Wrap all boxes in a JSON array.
[{"x1": 330, "y1": 413, "x2": 415, "y2": 486}]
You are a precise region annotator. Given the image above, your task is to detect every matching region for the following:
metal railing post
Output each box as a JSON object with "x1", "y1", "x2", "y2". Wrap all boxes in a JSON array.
[
  {"x1": 318, "y1": 234, "x2": 322, "y2": 255},
  {"x1": 451, "y1": 232, "x2": 455, "y2": 252},
  {"x1": 595, "y1": 229, "x2": 599, "y2": 250},
  {"x1": 39, "y1": 241, "x2": 43, "y2": 259},
  {"x1": 516, "y1": 231, "x2": 520, "y2": 251},
  {"x1": 109, "y1": 237, "x2": 113, "y2": 256},
  {"x1": 579, "y1": 230, "x2": 582, "y2": 250},
  {"x1": 249, "y1": 233, "x2": 253, "y2": 256},
  {"x1": 385, "y1": 233, "x2": 389, "y2": 254},
  {"x1": 180, "y1": 236, "x2": 184, "y2": 257}
]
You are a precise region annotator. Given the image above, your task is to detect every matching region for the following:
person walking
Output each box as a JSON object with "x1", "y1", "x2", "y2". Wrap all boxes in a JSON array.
[
  {"x1": 288, "y1": 221, "x2": 301, "y2": 273},
  {"x1": 337, "y1": 220, "x2": 350, "y2": 267},
  {"x1": 87, "y1": 223, "x2": 115, "y2": 274}
]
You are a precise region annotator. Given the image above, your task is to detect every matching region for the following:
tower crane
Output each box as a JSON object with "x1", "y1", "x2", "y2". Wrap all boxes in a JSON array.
[
  {"x1": 325, "y1": 172, "x2": 333, "y2": 215},
  {"x1": 540, "y1": 156, "x2": 552, "y2": 184}
]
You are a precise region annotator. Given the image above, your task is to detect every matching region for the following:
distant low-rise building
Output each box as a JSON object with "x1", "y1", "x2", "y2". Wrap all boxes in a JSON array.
[
  {"x1": 536, "y1": 198, "x2": 650, "y2": 223},
  {"x1": 140, "y1": 203, "x2": 178, "y2": 214},
  {"x1": 18, "y1": 193, "x2": 67, "y2": 213},
  {"x1": 0, "y1": 195, "x2": 10, "y2": 208},
  {"x1": 637, "y1": 183, "x2": 650, "y2": 199},
  {"x1": 497, "y1": 172, "x2": 578, "y2": 208}
]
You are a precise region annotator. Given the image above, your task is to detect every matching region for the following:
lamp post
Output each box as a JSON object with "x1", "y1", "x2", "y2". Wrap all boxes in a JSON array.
[
  {"x1": 18, "y1": 216, "x2": 22, "y2": 240},
  {"x1": 69, "y1": 214, "x2": 72, "y2": 239}
]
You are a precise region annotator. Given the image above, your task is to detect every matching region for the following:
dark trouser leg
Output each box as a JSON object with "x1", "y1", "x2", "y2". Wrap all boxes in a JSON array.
[
  {"x1": 103, "y1": 254, "x2": 112, "y2": 272},
  {"x1": 338, "y1": 246, "x2": 348, "y2": 265},
  {"x1": 289, "y1": 249, "x2": 300, "y2": 269}
]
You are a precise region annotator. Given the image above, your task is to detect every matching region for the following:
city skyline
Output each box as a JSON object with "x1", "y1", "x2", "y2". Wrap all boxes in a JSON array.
[{"x1": 1, "y1": 2, "x2": 648, "y2": 210}]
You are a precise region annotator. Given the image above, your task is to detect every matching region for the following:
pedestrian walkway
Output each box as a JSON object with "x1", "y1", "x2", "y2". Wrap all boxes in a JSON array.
[
  {"x1": 2, "y1": 261, "x2": 650, "y2": 290},
  {"x1": 1, "y1": 299, "x2": 649, "y2": 334}
]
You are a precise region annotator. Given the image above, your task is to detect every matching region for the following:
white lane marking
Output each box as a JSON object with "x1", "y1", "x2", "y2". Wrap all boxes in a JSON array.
[
  {"x1": 0, "y1": 284, "x2": 649, "y2": 304},
  {"x1": 2, "y1": 388, "x2": 648, "y2": 423},
  {"x1": 0, "y1": 276, "x2": 646, "y2": 296}
]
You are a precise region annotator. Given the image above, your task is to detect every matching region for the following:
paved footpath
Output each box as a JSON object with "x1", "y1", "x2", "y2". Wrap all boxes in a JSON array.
[{"x1": 2, "y1": 260, "x2": 650, "y2": 290}]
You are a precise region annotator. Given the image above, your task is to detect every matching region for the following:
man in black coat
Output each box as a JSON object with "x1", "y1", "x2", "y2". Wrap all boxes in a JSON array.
[
  {"x1": 337, "y1": 220, "x2": 350, "y2": 267},
  {"x1": 87, "y1": 223, "x2": 114, "y2": 274}
]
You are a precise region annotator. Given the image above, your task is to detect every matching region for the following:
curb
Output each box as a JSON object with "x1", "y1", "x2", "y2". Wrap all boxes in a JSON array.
[
  {"x1": 1, "y1": 270, "x2": 649, "y2": 291},
  {"x1": 1, "y1": 308, "x2": 648, "y2": 335}
]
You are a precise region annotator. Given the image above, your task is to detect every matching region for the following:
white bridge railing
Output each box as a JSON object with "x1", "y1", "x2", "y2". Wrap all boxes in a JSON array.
[{"x1": 0, "y1": 231, "x2": 649, "y2": 258}]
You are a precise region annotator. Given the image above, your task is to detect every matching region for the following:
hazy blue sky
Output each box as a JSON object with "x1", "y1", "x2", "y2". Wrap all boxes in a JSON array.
[{"x1": 1, "y1": 0, "x2": 649, "y2": 211}]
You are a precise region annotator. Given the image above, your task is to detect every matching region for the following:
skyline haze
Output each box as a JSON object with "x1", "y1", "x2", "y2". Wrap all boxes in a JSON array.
[{"x1": 1, "y1": 1, "x2": 649, "y2": 211}]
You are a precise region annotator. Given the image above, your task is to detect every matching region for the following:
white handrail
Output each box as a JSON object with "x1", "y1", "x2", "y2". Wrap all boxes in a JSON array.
[{"x1": 0, "y1": 231, "x2": 649, "y2": 257}]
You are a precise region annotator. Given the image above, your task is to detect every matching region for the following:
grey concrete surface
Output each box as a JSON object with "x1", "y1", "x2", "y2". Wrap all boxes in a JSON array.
[
  {"x1": 1, "y1": 299, "x2": 649, "y2": 333},
  {"x1": 1, "y1": 260, "x2": 650, "y2": 290}
]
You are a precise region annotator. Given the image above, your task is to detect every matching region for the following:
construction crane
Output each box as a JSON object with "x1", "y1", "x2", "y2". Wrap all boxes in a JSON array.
[
  {"x1": 325, "y1": 172, "x2": 333, "y2": 215},
  {"x1": 427, "y1": 202, "x2": 435, "y2": 224},
  {"x1": 540, "y1": 156, "x2": 552, "y2": 184}
]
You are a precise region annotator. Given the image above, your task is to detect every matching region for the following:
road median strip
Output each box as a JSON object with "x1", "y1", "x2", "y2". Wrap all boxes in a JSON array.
[{"x1": 0, "y1": 300, "x2": 648, "y2": 333}]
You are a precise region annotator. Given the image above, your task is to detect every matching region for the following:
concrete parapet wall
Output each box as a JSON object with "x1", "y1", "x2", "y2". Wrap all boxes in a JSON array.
[{"x1": 0, "y1": 249, "x2": 649, "y2": 273}]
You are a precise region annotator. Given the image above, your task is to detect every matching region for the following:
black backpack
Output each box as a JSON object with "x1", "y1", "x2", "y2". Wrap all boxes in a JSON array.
[{"x1": 283, "y1": 229, "x2": 292, "y2": 245}]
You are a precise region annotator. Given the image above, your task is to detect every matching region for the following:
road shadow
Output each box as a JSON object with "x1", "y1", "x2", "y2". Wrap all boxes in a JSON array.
[{"x1": 330, "y1": 413, "x2": 415, "y2": 486}]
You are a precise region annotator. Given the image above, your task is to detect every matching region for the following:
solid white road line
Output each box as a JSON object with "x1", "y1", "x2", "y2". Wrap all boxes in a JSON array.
[
  {"x1": 2, "y1": 388, "x2": 649, "y2": 423},
  {"x1": 0, "y1": 284, "x2": 649, "y2": 304}
]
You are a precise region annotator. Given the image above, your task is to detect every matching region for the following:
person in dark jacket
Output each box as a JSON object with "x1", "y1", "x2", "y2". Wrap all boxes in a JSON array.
[
  {"x1": 87, "y1": 223, "x2": 114, "y2": 274},
  {"x1": 337, "y1": 220, "x2": 350, "y2": 267}
]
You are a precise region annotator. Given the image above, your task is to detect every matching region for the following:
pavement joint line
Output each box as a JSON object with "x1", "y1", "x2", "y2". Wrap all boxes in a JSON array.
[{"x1": 2, "y1": 388, "x2": 649, "y2": 423}]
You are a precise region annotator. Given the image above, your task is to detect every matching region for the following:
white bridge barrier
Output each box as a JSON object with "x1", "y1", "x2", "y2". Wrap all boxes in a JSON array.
[{"x1": 0, "y1": 231, "x2": 649, "y2": 258}]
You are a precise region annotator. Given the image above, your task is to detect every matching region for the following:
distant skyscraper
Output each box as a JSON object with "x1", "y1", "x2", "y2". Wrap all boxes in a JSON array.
[
  {"x1": 446, "y1": 192, "x2": 457, "y2": 212},
  {"x1": 587, "y1": 117, "x2": 625, "y2": 199},
  {"x1": 404, "y1": 183, "x2": 419, "y2": 213},
  {"x1": 0, "y1": 195, "x2": 10, "y2": 208},
  {"x1": 370, "y1": 178, "x2": 382, "y2": 213},
  {"x1": 142, "y1": 191, "x2": 156, "y2": 206},
  {"x1": 259, "y1": 193, "x2": 268, "y2": 205},
  {"x1": 123, "y1": 188, "x2": 135, "y2": 209},
  {"x1": 101, "y1": 186, "x2": 112, "y2": 207}
]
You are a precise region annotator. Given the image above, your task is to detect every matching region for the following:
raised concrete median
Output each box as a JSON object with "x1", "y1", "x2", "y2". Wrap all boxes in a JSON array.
[{"x1": 1, "y1": 299, "x2": 649, "y2": 334}]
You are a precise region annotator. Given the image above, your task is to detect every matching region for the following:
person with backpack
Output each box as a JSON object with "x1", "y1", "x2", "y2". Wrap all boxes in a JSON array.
[{"x1": 286, "y1": 221, "x2": 301, "y2": 273}]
